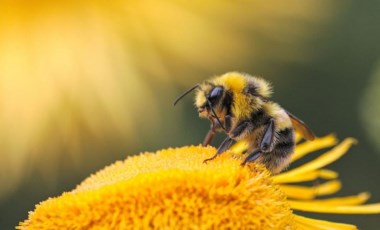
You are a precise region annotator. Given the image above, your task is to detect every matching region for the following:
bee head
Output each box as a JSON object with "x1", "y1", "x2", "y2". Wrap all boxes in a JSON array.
[
  {"x1": 196, "y1": 85, "x2": 224, "y2": 116},
  {"x1": 173, "y1": 83, "x2": 226, "y2": 130},
  {"x1": 194, "y1": 84, "x2": 227, "y2": 125},
  {"x1": 195, "y1": 84, "x2": 227, "y2": 130}
]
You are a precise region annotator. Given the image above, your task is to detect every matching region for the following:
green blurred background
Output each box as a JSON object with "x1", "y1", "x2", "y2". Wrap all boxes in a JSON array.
[{"x1": 1, "y1": 1, "x2": 380, "y2": 229}]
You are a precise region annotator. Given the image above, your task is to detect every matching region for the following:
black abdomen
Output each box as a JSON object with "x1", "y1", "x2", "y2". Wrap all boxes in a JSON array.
[
  {"x1": 274, "y1": 128, "x2": 295, "y2": 157},
  {"x1": 261, "y1": 127, "x2": 295, "y2": 173}
]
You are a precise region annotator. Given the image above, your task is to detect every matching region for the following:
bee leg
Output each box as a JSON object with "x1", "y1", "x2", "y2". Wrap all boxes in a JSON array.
[
  {"x1": 260, "y1": 119, "x2": 275, "y2": 151},
  {"x1": 230, "y1": 120, "x2": 253, "y2": 139},
  {"x1": 241, "y1": 149, "x2": 261, "y2": 166},
  {"x1": 203, "y1": 137, "x2": 233, "y2": 163},
  {"x1": 202, "y1": 118, "x2": 221, "y2": 146},
  {"x1": 224, "y1": 115, "x2": 232, "y2": 133},
  {"x1": 216, "y1": 136, "x2": 234, "y2": 154},
  {"x1": 202, "y1": 129, "x2": 216, "y2": 146},
  {"x1": 241, "y1": 119, "x2": 274, "y2": 166}
]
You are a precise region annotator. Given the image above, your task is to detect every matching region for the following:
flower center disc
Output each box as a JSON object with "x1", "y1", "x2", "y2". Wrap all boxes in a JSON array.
[{"x1": 19, "y1": 146, "x2": 295, "y2": 229}]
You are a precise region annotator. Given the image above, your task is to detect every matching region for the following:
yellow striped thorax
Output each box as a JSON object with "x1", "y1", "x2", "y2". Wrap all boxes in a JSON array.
[{"x1": 195, "y1": 72, "x2": 272, "y2": 120}]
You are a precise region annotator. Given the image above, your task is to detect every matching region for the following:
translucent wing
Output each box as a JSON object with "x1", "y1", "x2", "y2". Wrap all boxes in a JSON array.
[{"x1": 286, "y1": 111, "x2": 316, "y2": 141}]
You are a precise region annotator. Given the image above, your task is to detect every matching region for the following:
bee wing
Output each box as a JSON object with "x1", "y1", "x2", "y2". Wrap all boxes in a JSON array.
[{"x1": 286, "y1": 111, "x2": 316, "y2": 141}]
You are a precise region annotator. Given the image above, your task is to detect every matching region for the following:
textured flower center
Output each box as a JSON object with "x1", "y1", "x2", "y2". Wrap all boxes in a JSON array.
[{"x1": 18, "y1": 146, "x2": 295, "y2": 229}]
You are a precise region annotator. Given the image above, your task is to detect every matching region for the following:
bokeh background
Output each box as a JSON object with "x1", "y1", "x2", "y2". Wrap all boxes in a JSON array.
[{"x1": 1, "y1": 1, "x2": 380, "y2": 229}]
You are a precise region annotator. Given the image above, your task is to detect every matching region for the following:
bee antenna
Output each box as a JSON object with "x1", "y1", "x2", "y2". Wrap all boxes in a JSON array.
[
  {"x1": 173, "y1": 84, "x2": 200, "y2": 106},
  {"x1": 207, "y1": 100, "x2": 226, "y2": 131}
]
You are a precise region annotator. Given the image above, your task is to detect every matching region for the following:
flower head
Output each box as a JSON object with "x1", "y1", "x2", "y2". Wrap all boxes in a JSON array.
[{"x1": 18, "y1": 135, "x2": 380, "y2": 229}]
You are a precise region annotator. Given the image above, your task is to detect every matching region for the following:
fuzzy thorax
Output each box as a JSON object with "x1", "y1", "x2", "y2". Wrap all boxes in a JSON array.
[{"x1": 194, "y1": 72, "x2": 273, "y2": 120}]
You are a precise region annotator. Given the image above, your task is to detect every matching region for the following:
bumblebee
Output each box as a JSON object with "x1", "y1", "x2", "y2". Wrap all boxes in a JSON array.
[{"x1": 174, "y1": 72, "x2": 315, "y2": 174}]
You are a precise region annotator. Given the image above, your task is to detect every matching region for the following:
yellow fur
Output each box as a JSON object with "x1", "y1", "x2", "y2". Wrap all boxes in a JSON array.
[
  {"x1": 195, "y1": 72, "x2": 273, "y2": 120},
  {"x1": 247, "y1": 77, "x2": 272, "y2": 98},
  {"x1": 232, "y1": 93, "x2": 260, "y2": 119},
  {"x1": 194, "y1": 85, "x2": 209, "y2": 108},
  {"x1": 263, "y1": 103, "x2": 292, "y2": 130},
  {"x1": 212, "y1": 72, "x2": 260, "y2": 119},
  {"x1": 211, "y1": 72, "x2": 247, "y2": 92}
]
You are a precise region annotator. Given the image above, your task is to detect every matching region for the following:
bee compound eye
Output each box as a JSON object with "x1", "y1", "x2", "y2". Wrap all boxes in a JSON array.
[{"x1": 209, "y1": 86, "x2": 223, "y2": 99}]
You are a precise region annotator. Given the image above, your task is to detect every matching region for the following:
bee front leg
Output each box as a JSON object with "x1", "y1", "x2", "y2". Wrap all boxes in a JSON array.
[
  {"x1": 203, "y1": 115, "x2": 234, "y2": 163},
  {"x1": 202, "y1": 118, "x2": 221, "y2": 146},
  {"x1": 202, "y1": 128, "x2": 216, "y2": 147},
  {"x1": 203, "y1": 136, "x2": 234, "y2": 163},
  {"x1": 202, "y1": 115, "x2": 232, "y2": 146}
]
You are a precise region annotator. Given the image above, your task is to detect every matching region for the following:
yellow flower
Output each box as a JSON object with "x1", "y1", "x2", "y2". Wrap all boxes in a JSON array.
[{"x1": 18, "y1": 135, "x2": 380, "y2": 229}]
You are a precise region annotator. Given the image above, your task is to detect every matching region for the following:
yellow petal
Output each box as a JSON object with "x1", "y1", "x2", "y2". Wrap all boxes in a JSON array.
[
  {"x1": 294, "y1": 215, "x2": 357, "y2": 230},
  {"x1": 274, "y1": 138, "x2": 357, "y2": 182},
  {"x1": 293, "y1": 193, "x2": 370, "y2": 206},
  {"x1": 289, "y1": 200, "x2": 380, "y2": 214},
  {"x1": 272, "y1": 169, "x2": 338, "y2": 184},
  {"x1": 279, "y1": 180, "x2": 341, "y2": 200},
  {"x1": 295, "y1": 132, "x2": 303, "y2": 143},
  {"x1": 229, "y1": 140, "x2": 249, "y2": 155},
  {"x1": 291, "y1": 134, "x2": 338, "y2": 162},
  {"x1": 318, "y1": 169, "x2": 339, "y2": 180}
]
